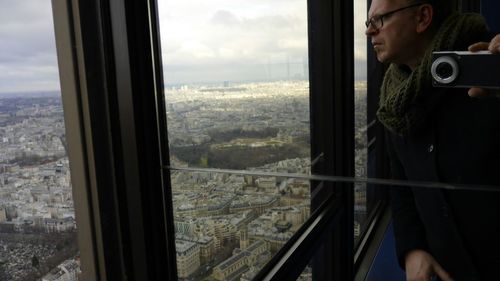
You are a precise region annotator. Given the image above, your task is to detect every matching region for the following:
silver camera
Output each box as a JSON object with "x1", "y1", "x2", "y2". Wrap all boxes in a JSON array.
[{"x1": 431, "y1": 51, "x2": 500, "y2": 89}]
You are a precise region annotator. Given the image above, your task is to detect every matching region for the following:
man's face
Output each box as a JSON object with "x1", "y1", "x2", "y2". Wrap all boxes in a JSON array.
[{"x1": 366, "y1": 0, "x2": 421, "y2": 65}]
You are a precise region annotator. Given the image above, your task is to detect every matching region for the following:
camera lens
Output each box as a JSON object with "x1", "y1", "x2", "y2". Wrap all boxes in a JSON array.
[
  {"x1": 435, "y1": 62, "x2": 454, "y2": 79},
  {"x1": 431, "y1": 55, "x2": 459, "y2": 85}
]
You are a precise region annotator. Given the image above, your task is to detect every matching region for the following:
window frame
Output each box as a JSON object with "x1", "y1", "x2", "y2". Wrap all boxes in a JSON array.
[
  {"x1": 52, "y1": 0, "x2": 177, "y2": 279},
  {"x1": 52, "y1": 1, "x2": 99, "y2": 279}
]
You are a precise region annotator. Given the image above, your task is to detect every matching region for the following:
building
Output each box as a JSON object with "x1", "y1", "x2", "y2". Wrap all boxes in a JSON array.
[
  {"x1": 256, "y1": 177, "x2": 276, "y2": 192},
  {"x1": 0, "y1": 207, "x2": 6, "y2": 223},
  {"x1": 44, "y1": 217, "x2": 75, "y2": 233},
  {"x1": 41, "y1": 259, "x2": 80, "y2": 281},
  {"x1": 212, "y1": 240, "x2": 270, "y2": 281},
  {"x1": 175, "y1": 240, "x2": 200, "y2": 278}
]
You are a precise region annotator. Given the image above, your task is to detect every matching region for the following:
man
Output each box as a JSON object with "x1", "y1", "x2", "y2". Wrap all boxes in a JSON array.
[{"x1": 365, "y1": 0, "x2": 500, "y2": 280}]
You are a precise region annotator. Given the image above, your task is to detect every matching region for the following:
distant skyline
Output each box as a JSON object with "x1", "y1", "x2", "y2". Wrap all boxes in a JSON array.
[
  {"x1": 0, "y1": 0, "x2": 367, "y2": 94},
  {"x1": 158, "y1": 0, "x2": 367, "y2": 84}
]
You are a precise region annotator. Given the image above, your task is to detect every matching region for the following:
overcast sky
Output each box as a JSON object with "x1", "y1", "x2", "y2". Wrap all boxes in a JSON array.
[
  {"x1": 0, "y1": 0, "x2": 367, "y2": 94},
  {"x1": 0, "y1": 0, "x2": 60, "y2": 94}
]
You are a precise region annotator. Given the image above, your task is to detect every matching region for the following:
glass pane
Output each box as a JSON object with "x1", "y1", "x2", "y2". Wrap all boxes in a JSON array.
[
  {"x1": 158, "y1": 0, "x2": 311, "y2": 280},
  {"x1": 172, "y1": 170, "x2": 310, "y2": 280},
  {"x1": 165, "y1": 81, "x2": 310, "y2": 171},
  {"x1": 0, "y1": 2, "x2": 80, "y2": 280},
  {"x1": 363, "y1": 0, "x2": 500, "y2": 277},
  {"x1": 354, "y1": 0, "x2": 368, "y2": 244},
  {"x1": 159, "y1": 0, "x2": 310, "y2": 172}
]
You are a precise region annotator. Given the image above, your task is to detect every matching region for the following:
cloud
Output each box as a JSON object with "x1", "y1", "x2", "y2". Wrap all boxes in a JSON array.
[
  {"x1": 0, "y1": 0, "x2": 59, "y2": 93},
  {"x1": 210, "y1": 10, "x2": 240, "y2": 26},
  {"x1": 159, "y1": 0, "x2": 368, "y2": 84},
  {"x1": 0, "y1": 0, "x2": 368, "y2": 92},
  {"x1": 159, "y1": 2, "x2": 310, "y2": 83},
  {"x1": 354, "y1": 0, "x2": 368, "y2": 79}
]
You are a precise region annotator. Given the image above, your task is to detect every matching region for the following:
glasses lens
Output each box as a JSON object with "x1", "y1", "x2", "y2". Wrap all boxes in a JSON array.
[{"x1": 366, "y1": 17, "x2": 381, "y2": 29}]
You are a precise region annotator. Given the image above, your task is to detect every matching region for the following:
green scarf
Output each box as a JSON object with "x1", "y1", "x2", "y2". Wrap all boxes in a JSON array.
[{"x1": 377, "y1": 13, "x2": 489, "y2": 136}]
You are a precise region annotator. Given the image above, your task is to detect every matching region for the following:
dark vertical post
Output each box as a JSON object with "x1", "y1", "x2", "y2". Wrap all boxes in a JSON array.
[{"x1": 308, "y1": 0, "x2": 355, "y2": 279}]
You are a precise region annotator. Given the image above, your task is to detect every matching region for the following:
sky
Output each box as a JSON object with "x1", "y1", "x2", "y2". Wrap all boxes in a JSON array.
[
  {"x1": 0, "y1": 0, "x2": 60, "y2": 94},
  {"x1": 0, "y1": 0, "x2": 367, "y2": 94}
]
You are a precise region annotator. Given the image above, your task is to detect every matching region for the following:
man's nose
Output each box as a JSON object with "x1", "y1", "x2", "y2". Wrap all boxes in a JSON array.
[{"x1": 365, "y1": 24, "x2": 378, "y2": 37}]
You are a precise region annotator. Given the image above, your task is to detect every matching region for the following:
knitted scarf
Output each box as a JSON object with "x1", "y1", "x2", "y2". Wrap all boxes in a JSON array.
[{"x1": 377, "y1": 13, "x2": 489, "y2": 136}]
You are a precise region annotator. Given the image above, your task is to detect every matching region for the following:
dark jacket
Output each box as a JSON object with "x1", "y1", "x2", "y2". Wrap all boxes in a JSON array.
[{"x1": 387, "y1": 88, "x2": 500, "y2": 280}]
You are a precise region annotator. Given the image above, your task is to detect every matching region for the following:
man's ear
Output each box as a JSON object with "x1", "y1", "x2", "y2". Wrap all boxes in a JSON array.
[{"x1": 415, "y1": 4, "x2": 433, "y2": 33}]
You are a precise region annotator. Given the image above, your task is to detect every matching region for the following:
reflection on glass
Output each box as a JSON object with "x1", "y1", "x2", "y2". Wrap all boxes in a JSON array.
[
  {"x1": 354, "y1": 0, "x2": 368, "y2": 243},
  {"x1": 158, "y1": 0, "x2": 310, "y2": 279},
  {"x1": 0, "y1": 1, "x2": 80, "y2": 280}
]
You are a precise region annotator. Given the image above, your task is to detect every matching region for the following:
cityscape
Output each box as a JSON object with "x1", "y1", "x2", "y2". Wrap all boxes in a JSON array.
[
  {"x1": 165, "y1": 80, "x2": 368, "y2": 280},
  {"x1": 0, "y1": 96, "x2": 80, "y2": 280},
  {"x1": 0, "y1": 80, "x2": 367, "y2": 281}
]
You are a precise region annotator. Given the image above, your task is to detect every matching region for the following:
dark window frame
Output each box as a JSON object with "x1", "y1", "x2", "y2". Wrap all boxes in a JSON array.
[{"x1": 53, "y1": 0, "x2": 176, "y2": 279}]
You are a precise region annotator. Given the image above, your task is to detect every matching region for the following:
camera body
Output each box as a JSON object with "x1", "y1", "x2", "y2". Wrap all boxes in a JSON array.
[{"x1": 431, "y1": 51, "x2": 500, "y2": 89}]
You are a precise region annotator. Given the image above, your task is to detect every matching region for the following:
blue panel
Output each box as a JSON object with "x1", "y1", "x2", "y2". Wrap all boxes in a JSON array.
[
  {"x1": 482, "y1": 0, "x2": 500, "y2": 32},
  {"x1": 365, "y1": 222, "x2": 406, "y2": 281}
]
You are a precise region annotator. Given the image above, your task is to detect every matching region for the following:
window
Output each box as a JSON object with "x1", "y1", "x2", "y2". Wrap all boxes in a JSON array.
[
  {"x1": 45, "y1": 0, "x2": 411, "y2": 279},
  {"x1": 0, "y1": 2, "x2": 81, "y2": 280},
  {"x1": 353, "y1": 0, "x2": 389, "y2": 259},
  {"x1": 157, "y1": 0, "x2": 313, "y2": 279},
  {"x1": 46, "y1": 0, "x2": 500, "y2": 280},
  {"x1": 354, "y1": 0, "x2": 369, "y2": 245}
]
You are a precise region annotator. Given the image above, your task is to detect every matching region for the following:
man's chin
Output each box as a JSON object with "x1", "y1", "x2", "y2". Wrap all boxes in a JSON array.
[
  {"x1": 376, "y1": 55, "x2": 388, "y2": 64},
  {"x1": 376, "y1": 53, "x2": 393, "y2": 64}
]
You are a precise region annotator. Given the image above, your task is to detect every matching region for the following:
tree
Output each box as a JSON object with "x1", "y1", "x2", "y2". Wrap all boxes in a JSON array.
[{"x1": 31, "y1": 255, "x2": 39, "y2": 269}]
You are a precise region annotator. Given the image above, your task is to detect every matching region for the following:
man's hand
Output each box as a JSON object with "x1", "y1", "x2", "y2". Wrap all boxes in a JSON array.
[
  {"x1": 469, "y1": 34, "x2": 500, "y2": 53},
  {"x1": 405, "y1": 249, "x2": 454, "y2": 281},
  {"x1": 467, "y1": 34, "x2": 500, "y2": 98}
]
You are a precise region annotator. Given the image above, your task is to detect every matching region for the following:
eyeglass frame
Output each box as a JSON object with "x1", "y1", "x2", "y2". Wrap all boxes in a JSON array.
[{"x1": 365, "y1": 2, "x2": 429, "y2": 30}]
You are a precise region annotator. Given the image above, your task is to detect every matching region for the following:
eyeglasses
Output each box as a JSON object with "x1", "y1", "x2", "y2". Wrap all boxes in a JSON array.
[{"x1": 365, "y1": 2, "x2": 428, "y2": 30}]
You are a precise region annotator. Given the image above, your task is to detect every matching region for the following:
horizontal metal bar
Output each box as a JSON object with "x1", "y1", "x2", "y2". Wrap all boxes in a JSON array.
[{"x1": 165, "y1": 165, "x2": 500, "y2": 192}]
